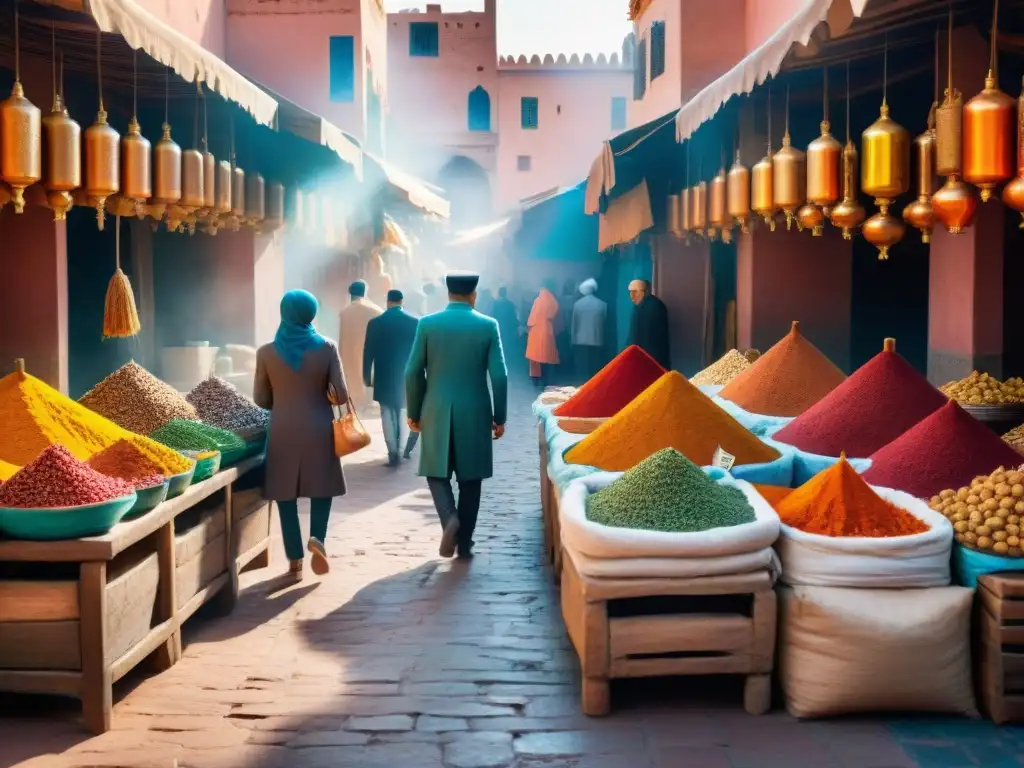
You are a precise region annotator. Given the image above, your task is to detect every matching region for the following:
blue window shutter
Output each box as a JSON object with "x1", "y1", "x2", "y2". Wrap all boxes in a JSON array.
[
  {"x1": 409, "y1": 22, "x2": 440, "y2": 57},
  {"x1": 468, "y1": 86, "x2": 491, "y2": 132},
  {"x1": 329, "y1": 36, "x2": 355, "y2": 103},
  {"x1": 521, "y1": 97, "x2": 539, "y2": 130},
  {"x1": 650, "y1": 21, "x2": 666, "y2": 80},
  {"x1": 611, "y1": 96, "x2": 627, "y2": 131},
  {"x1": 634, "y1": 38, "x2": 647, "y2": 99}
]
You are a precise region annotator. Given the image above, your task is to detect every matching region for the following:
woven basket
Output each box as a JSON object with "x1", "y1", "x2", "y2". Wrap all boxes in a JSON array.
[{"x1": 556, "y1": 416, "x2": 608, "y2": 435}]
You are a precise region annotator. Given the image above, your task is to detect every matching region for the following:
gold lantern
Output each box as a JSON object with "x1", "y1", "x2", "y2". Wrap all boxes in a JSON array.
[
  {"x1": 861, "y1": 42, "x2": 909, "y2": 259},
  {"x1": 120, "y1": 53, "x2": 151, "y2": 218},
  {"x1": 1, "y1": 5, "x2": 42, "y2": 214},
  {"x1": 84, "y1": 32, "x2": 119, "y2": 230},
  {"x1": 933, "y1": 6, "x2": 977, "y2": 235},
  {"x1": 214, "y1": 159, "x2": 232, "y2": 215},
  {"x1": 905, "y1": 41, "x2": 941, "y2": 245},
  {"x1": 1002, "y1": 75, "x2": 1024, "y2": 226},
  {"x1": 709, "y1": 158, "x2": 729, "y2": 242},
  {"x1": 246, "y1": 172, "x2": 265, "y2": 225},
  {"x1": 147, "y1": 69, "x2": 181, "y2": 224},
  {"x1": 963, "y1": 0, "x2": 1013, "y2": 202},
  {"x1": 692, "y1": 180, "x2": 708, "y2": 235},
  {"x1": 680, "y1": 186, "x2": 693, "y2": 235},
  {"x1": 666, "y1": 193, "x2": 682, "y2": 237},
  {"x1": 42, "y1": 36, "x2": 80, "y2": 221},
  {"x1": 230, "y1": 160, "x2": 246, "y2": 231},
  {"x1": 262, "y1": 181, "x2": 285, "y2": 232},
  {"x1": 803, "y1": 69, "x2": 841, "y2": 236},
  {"x1": 752, "y1": 88, "x2": 776, "y2": 229},
  {"x1": 773, "y1": 88, "x2": 805, "y2": 230},
  {"x1": 727, "y1": 145, "x2": 751, "y2": 233}
]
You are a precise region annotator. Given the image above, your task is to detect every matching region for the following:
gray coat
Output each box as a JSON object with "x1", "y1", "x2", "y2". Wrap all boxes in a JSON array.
[
  {"x1": 572, "y1": 294, "x2": 607, "y2": 347},
  {"x1": 253, "y1": 341, "x2": 348, "y2": 501}
]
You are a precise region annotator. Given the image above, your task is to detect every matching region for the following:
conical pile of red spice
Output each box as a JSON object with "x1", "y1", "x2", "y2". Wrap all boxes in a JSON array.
[
  {"x1": 554, "y1": 345, "x2": 665, "y2": 418},
  {"x1": 774, "y1": 338, "x2": 949, "y2": 458},
  {"x1": 718, "y1": 321, "x2": 845, "y2": 417},
  {"x1": 862, "y1": 400, "x2": 1023, "y2": 499}
]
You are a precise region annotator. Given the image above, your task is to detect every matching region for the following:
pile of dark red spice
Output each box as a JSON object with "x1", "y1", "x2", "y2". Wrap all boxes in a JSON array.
[
  {"x1": 862, "y1": 400, "x2": 1023, "y2": 498},
  {"x1": 774, "y1": 338, "x2": 949, "y2": 458},
  {"x1": 554, "y1": 345, "x2": 665, "y2": 418},
  {"x1": 0, "y1": 445, "x2": 135, "y2": 508}
]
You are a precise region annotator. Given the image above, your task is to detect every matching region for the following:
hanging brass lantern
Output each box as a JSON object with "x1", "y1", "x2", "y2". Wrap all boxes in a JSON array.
[
  {"x1": 680, "y1": 186, "x2": 693, "y2": 235},
  {"x1": 752, "y1": 151, "x2": 775, "y2": 230},
  {"x1": 214, "y1": 159, "x2": 232, "y2": 216},
  {"x1": 709, "y1": 161, "x2": 729, "y2": 242},
  {"x1": 118, "y1": 50, "x2": 151, "y2": 218},
  {"x1": 773, "y1": 88, "x2": 805, "y2": 231},
  {"x1": 963, "y1": 0, "x2": 1013, "y2": 202},
  {"x1": 246, "y1": 171, "x2": 265, "y2": 225},
  {"x1": 932, "y1": 8, "x2": 976, "y2": 235},
  {"x1": 229, "y1": 161, "x2": 246, "y2": 231},
  {"x1": 905, "y1": 94, "x2": 939, "y2": 245},
  {"x1": 666, "y1": 193, "x2": 682, "y2": 237},
  {"x1": 727, "y1": 146, "x2": 751, "y2": 234},
  {"x1": 84, "y1": 33, "x2": 119, "y2": 230},
  {"x1": 0, "y1": 5, "x2": 41, "y2": 215},
  {"x1": 830, "y1": 136, "x2": 866, "y2": 239},
  {"x1": 861, "y1": 40, "x2": 909, "y2": 259},
  {"x1": 262, "y1": 181, "x2": 285, "y2": 232},
  {"x1": 1002, "y1": 76, "x2": 1024, "y2": 226},
  {"x1": 42, "y1": 39, "x2": 80, "y2": 221},
  {"x1": 692, "y1": 180, "x2": 708, "y2": 235},
  {"x1": 804, "y1": 69, "x2": 841, "y2": 237}
]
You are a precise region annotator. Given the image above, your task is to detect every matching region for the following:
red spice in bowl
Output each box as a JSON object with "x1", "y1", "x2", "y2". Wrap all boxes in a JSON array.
[
  {"x1": 862, "y1": 400, "x2": 1024, "y2": 499},
  {"x1": 0, "y1": 445, "x2": 134, "y2": 508},
  {"x1": 773, "y1": 338, "x2": 949, "y2": 458},
  {"x1": 554, "y1": 345, "x2": 665, "y2": 418}
]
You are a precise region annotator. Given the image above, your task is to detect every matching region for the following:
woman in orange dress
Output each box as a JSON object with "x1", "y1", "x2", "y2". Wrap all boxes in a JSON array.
[{"x1": 525, "y1": 280, "x2": 560, "y2": 387}]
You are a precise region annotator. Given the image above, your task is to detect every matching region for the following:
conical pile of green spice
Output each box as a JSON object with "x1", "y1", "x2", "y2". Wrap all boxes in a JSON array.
[
  {"x1": 150, "y1": 419, "x2": 246, "y2": 454},
  {"x1": 586, "y1": 448, "x2": 756, "y2": 533}
]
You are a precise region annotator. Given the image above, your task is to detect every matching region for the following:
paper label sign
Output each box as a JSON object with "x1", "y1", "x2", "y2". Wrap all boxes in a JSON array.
[{"x1": 712, "y1": 445, "x2": 736, "y2": 471}]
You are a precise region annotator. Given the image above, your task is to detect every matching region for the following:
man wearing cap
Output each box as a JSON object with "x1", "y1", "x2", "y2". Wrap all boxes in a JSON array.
[
  {"x1": 572, "y1": 278, "x2": 607, "y2": 382},
  {"x1": 364, "y1": 289, "x2": 420, "y2": 467},
  {"x1": 406, "y1": 273, "x2": 508, "y2": 559},
  {"x1": 339, "y1": 280, "x2": 383, "y2": 412}
]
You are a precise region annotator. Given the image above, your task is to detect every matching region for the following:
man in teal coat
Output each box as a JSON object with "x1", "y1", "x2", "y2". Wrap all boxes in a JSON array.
[{"x1": 406, "y1": 273, "x2": 508, "y2": 559}]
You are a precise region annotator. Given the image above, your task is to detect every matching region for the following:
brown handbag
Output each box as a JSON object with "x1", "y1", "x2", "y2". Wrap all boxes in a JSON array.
[{"x1": 329, "y1": 385, "x2": 371, "y2": 457}]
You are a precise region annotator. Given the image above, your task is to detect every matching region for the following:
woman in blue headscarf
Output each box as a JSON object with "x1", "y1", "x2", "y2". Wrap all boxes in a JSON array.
[{"x1": 254, "y1": 289, "x2": 348, "y2": 582}]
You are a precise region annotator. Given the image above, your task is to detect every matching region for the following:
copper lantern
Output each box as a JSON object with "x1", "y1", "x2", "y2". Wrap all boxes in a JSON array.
[
  {"x1": 963, "y1": 0, "x2": 1013, "y2": 202},
  {"x1": 680, "y1": 186, "x2": 693, "y2": 234},
  {"x1": 752, "y1": 151, "x2": 775, "y2": 230},
  {"x1": 805, "y1": 68, "x2": 841, "y2": 235},
  {"x1": 904, "y1": 104, "x2": 938, "y2": 243},
  {"x1": 263, "y1": 181, "x2": 285, "y2": 232},
  {"x1": 121, "y1": 118, "x2": 151, "y2": 216},
  {"x1": 709, "y1": 163, "x2": 730, "y2": 242},
  {"x1": 666, "y1": 193, "x2": 682, "y2": 237},
  {"x1": 692, "y1": 180, "x2": 708, "y2": 234},
  {"x1": 42, "y1": 46, "x2": 80, "y2": 221},
  {"x1": 214, "y1": 159, "x2": 232, "y2": 215},
  {"x1": 246, "y1": 171, "x2": 265, "y2": 225},
  {"x1": 830, "y1": 65, "x2": 865, "y2": 239},
  {"x1": 0, "y1": 7, "x2": 41, "y2": 215},
  {"x1": 229, "y1": 162, "x2": 245, "y2": 231},
  {"x1": 727, "y1": 148, "x2": 751, "y2": 233},
  {"x1": 1002, "y1": 76, "x2": 1024, "y2": 225},
  {"x1": 773, "y1": 113, "x2": 805, "y2": 231}
]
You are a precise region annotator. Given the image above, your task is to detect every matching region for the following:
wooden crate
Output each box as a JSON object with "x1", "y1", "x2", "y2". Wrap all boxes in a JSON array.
[
  {"x1": 976, "y1": 573, "x2": 1024, "y2": 724},
  {"x1": 104, "y1": 545, "x2": 161, "y2": 667},
  {"x1": 0, "y1": 580, "x2": 82, "y2": 670},
  {"x1": 232, "y1": 488, "x2": 272, "y2": 573},
  {"x1": 174, "y1": 508, "x2": 228, "y2": 615},
  {"x1": 561, "y1": 550, "x2": 775, "y2": 717}
]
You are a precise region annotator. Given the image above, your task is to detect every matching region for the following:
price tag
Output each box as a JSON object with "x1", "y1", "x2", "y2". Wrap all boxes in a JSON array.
[{"x1": 712, "y1": 445, "x2": 736, "y2": 471}]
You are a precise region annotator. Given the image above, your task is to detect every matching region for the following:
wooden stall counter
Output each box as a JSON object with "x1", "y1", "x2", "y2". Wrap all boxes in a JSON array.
[{"x1": 0, "y1": 456, "x2": 273, "y2": 734}]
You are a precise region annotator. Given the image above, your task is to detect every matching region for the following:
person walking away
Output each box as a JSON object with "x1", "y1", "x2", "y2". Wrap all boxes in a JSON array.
[
  {"x1": 363, "y1": 289, "x2": 420, "y2": 467},
  {"x1": 491, "y1": 287, "x2": 520, "y2": 374},
  {"x1": 627, "y1": 279, "x2": 671, "y2": 370},
  {"x1": 339, "y1": 280, "x2": 382, "y2": 413},
  {"x1": 525, "y1": 280, "x2": 560, "y2": 387},
  {"x1": 476, "y1": 288, "x2": 495, "y2": 317},
  {"x1": 406, "y1": 273, "x2": 508, "y2": 559},
  {"x1": 254, "y1": 290, "x2": 346, "y2": 582},
  {"x1": 422, "y1": 283, "x2": 440, "y2": 314},
  {"x1": 572, "y1": 278, "x2": 607, "y2": 383}
]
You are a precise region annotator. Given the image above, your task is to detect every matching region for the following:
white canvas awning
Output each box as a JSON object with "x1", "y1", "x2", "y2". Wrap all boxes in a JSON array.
[
  {"x1": 674, "y1": 0, "x2": 870, "y2": 142},
  {"x1": 83, "y1": 0, "x2": 278, "y2": 126},
  {"x1": 365, "y1": 154, "x2": 451, "y2": 219}
]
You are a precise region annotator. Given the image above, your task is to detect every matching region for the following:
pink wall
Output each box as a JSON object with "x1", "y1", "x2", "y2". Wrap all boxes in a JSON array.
[
  {"x1": 628, "y1": 0, "x2": 681, "y2": 127},
  {"x1": 386, "y1": 4, "x2": 499, "y2": 180},
  {"x1": 743, "y1": 0, "x2": 807, "y2": 53},
  {"x1": 226, "y1": 0, "x2": 368, "y2": 139},
  {"x1": 496, "y1": 66, "x2": 631, "y2": 210},
  {"x1": 135, "y1": 0, "x2": 228, "y2": 57}
]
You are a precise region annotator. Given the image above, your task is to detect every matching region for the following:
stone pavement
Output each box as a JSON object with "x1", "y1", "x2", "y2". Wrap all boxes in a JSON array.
[{"x1": 2, "y1": 385, "x2": 1023, "y2": 768}]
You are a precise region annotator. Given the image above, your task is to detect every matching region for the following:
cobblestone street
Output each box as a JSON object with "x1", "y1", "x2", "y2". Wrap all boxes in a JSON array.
[{"x1": 2, "y1": 385, "x2": 1023, "y2": 768}]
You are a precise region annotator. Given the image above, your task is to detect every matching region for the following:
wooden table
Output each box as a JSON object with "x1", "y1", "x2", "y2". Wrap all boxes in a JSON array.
[{"x1": 0, "y1": 456, "x2": 272, "y2": 734}]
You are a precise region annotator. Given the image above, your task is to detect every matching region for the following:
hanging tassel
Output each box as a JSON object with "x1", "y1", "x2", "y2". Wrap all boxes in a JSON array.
[{"x1": 103, "y1": 215, "x2": 141, "y2": 338}]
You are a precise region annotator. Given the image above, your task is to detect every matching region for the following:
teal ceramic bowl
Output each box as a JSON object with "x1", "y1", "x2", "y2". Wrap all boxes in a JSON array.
[
  {"x1": 218, "y1": 445, "x2": 246, "y2": 468},
  {"x1": 166, "y1": 465, "x2": 197, "y2": 499},
  {"x1": 125, "y1": 480, "x2": 170, "y2": 518},
  {"x1": 0, "y1": 493, "x2": 138, "y2": 541},
  {"x1": 182, "y1": 451, "x2": 222, "y2": 484}
]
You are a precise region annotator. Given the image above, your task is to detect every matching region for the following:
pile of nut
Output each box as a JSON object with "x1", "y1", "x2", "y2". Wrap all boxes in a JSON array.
[
  {"x1": 929, "y1": 466, "x2": 1024, "y2": 557},
  {"x1": 187, "y1": 376, "x2": 269, "y2": 434},
  {"x1": 692, "y1": 350, "x2": 751, "y2": 387},
  {"x1": 940, "y1": 371, "x2": 1024, "y2": 406},
  {"x1": 79, "y1": 362, "x2": 198, "y2": 436}
]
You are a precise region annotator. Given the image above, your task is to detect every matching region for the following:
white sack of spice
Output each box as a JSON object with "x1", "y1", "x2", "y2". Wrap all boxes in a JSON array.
[{"x1": 187, "y1": 376, "x2": 269, "y2": 433}]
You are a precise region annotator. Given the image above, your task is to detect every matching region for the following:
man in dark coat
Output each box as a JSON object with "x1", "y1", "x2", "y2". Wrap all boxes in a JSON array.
[
  {"x1": 491, "y1": 287, "x2": 520, "y2": 374},
  {"x1": 364, "y1": 289, "x2": 420, "y2": 467},
  {"x1": 627, "y1": 279, "x2": 670, "y2": 370}
]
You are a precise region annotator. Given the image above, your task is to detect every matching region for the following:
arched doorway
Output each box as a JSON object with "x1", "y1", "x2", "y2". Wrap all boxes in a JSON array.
[{"x1": 436, "y1": 155, "x2": 491, "y2": 227}]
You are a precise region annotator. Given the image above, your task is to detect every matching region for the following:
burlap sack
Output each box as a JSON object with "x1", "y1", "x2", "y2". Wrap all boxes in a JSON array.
[{"x1": 779, "y1": 585, "x2": 977, "y2": 719}]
